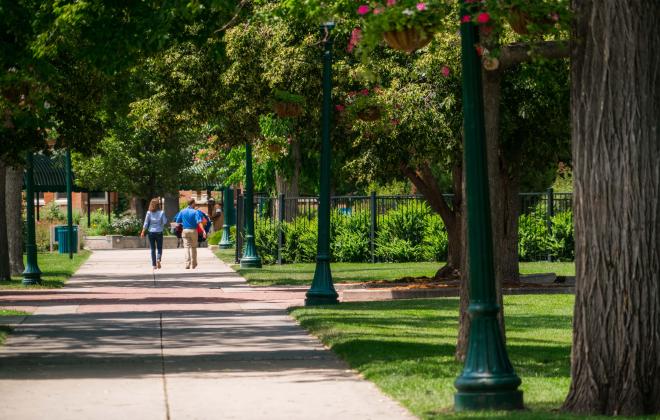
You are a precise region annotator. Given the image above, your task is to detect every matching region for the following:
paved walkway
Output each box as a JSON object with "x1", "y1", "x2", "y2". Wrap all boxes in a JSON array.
[{"x1": 0, "y1": 249, "x2": 414, "y2": 420}]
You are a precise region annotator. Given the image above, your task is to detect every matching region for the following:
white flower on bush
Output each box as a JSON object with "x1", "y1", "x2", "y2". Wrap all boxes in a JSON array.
[{"x1": 111, "y1": 216, "x2": 143, "y2": 236}]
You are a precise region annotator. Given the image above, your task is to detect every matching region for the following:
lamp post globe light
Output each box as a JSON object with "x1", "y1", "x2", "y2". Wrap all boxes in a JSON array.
[
  {"x1": 240, "y1": 142, "x2": 262, "y2": 269},
  {"x1": 305, "y1": 22, "x2": 339, "y2": 306},
  {"x1": 453, "y1": 6, "x2": 523, "y2": 412}
]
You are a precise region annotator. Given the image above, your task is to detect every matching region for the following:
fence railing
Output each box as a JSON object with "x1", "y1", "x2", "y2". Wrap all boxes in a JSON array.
[{"x1": 233, "y1": 189, "x2": 573, "y2": 264}]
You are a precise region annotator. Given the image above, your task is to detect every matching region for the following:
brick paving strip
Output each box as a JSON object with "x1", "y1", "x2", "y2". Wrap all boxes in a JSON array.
[{"x1": 0, "y1": 249, "x2": 414, "y2": 420}]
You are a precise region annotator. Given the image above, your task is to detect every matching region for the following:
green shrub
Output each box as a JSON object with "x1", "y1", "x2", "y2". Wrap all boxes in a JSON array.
[
  {"x1": 550, "y1": 211, "x2": 574, "y2": 261},
  {"x1": 84, "y1": 210, "x2": 112, "y2": 236},
  {"x1": 333, "y1": 229, "x2": 370, "y2": 262},
  {"x1": 282, "y1": 221, "x2": 317, "y2": 263},
  {"x1": 331, "y1": 212, "x2": 370, "y2": 262},
  {"x1": 254, "y1": 219, "x2": 279, "y2": 264},
  {"x1": 377, "y1": 203, "x2": 431, "y2": 245},
  {"x1": 422, "y1": 216, "x2": 448, "y2": 261},
  {"x1": 375, "y1": 237, "x2": 426, "y2": 262},
  {"x1": 519, "y1": 210, "x2": 551, "y2": 261},
  {"x1": 36, "y1": 223, "x2": 51, "y2": 252},
  {"x1": 375, "y1": 204, "x2": 432, "y2": 262},
  {"x1": 207, "y1": 230, "x2": 223, "y2": 245},
  {"x1": 43, "y1": 202, "x2": 65, "y2": 223}
]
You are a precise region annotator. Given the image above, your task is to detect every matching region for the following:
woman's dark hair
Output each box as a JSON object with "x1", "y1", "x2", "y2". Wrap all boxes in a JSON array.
[{"x1": 148, "y1": 198, "x2": 161, "y2": 212}]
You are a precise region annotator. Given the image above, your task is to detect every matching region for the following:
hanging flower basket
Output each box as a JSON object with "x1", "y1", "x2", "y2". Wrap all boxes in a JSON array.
[
  {"x1": 382, "y1": 28, "x2": 433, "y2": 53},
  {"x1": 267, "y1": 143, "x2": 283, "y2": 153},
  {"x1": 357, "y1": 106, "x2": 382, "y2": 122},
  {"x1": 273, "y1": 102, "x2": 302, "y2": 118}
]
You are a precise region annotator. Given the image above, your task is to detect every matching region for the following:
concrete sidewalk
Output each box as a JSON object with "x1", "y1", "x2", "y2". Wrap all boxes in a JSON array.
[{"x1": 0, "y1": 248, "x2": 414, "y2": 420}]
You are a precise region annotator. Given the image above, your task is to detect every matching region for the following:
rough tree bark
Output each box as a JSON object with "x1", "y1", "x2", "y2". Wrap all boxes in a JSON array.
[
  {"x1": 483, "y1": 67, "x2": 521, "y2": 288},
  {"x1": 562, "y1": 0, "x2": 660, "y2": 415},
  {"x1": 275, "y1": 136, "x2": 301, "y2": 222},
  {"x1": 0, "y1": 161, "x2": 11, "y2": 281},
  {"x1": 400, "y1": 161, "x2": 462, "y2": 280},
  {"x1": 5, "y1": 164, "x2": 24, "y2": 275},
  {"x1": 163, "y1": 193, "x2": 179, "y2": 224},
  {"x1": 456, "y1": 162, "x2": 470, "y2": 360}
]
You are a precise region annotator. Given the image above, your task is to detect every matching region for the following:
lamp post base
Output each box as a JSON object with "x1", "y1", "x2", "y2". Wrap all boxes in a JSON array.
[
  {"x1": 305, "y1": 293, "x2": 339, "y2": 306},
  {"x1": 22, "y1": 266, "x2": 42, "y2": 286},
  {"x1": 240, "y1": 255, "x2": 262, "y2": 268},
  {"x1": 219, "y1": 226, "x2": 233, "y2": 249},
  {"x1": 455, "y1": 390, "x2": 524, "y2": 411},
  {"x1": 305, "y1": 260, "x2": 338, "y2": 306}
]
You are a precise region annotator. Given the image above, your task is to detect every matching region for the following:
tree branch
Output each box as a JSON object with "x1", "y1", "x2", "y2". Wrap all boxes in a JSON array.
[
  {"x1": 498, "y1": 41, "x2": 569, "y2": 69},
  {"x1": 400, "y1": 161, "x2": 455, "y2": 226}
]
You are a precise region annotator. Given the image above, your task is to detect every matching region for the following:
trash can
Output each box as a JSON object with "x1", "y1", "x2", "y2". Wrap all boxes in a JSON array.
[{"x1": 57, "y1": 225, "x2": 78, "y2": 254}]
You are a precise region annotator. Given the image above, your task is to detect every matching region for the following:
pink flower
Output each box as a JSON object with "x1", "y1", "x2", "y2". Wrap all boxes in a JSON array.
[
  {"x1": 416, "y1": 2, "x2": 426, "y2": 11},
  {"x1": 550, "y1": 12, "x2": 559, "y2": 22},
  {"x1": 387, "y1": 0, "x2": 396, "y2": 5},
  {"x1": 373, "y1": 7, "x2": 383, "y2": 14},
  {"x1": 347, "y1": 27, "x2": 362, "y2": 53},
  {"x1": 335, "y1": 104, "x2": 345, "y2": 112},
  {"x1": 461, "y1": 15, "x2": 471, "y2": 23},
  {"x1": 441, "y1": 66, "x2": 450, "y2": 77},
  {"x1": 357, "y1": 5, "x2": 370, "y2": 15},
  {"x1": 476, "y1": 12, "x2": 490, "y2": 23},
  {"x1": 360, "y1": 88, "x2": 370, "y2": 96}
]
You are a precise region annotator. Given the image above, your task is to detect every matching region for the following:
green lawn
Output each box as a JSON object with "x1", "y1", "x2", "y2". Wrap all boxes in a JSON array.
[
  {"x1": 289, "y1": 295, "x2": 626, "y2": 420},
  {"x1": 215, "y1": 248, "x2": 575, "y2": 286},
  {"x1": 0, "y1": 309, "x2": 29, "y2": 345},
  {"x1": 1, "y1": 250, "x2": 91, "y2": 289}
]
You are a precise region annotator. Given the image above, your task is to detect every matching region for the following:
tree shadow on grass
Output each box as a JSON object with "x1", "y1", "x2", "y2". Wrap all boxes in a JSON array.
[{"x1": 292, "y1": 297, "x2": 571, "y2": 382}]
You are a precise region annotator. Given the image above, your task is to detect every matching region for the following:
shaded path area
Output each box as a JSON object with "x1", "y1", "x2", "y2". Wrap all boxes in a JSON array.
[{"x1": 0, "y1": 249, "x2": 413, "y2": 419}]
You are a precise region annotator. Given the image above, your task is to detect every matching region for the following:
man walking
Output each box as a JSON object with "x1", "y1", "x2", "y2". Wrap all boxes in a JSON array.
[{"x1": 175, "y1": 198, "x2": 207, "y2": 269}]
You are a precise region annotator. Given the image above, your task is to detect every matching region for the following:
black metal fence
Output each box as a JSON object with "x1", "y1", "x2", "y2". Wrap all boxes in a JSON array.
[{"x1": 234, "y1": 189, "x2": 573, "y2": 263}]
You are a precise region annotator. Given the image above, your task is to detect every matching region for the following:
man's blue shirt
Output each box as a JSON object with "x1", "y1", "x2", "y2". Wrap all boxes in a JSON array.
[{"x1": 175, "y1": 206, "x2": 202, "y2": 229}]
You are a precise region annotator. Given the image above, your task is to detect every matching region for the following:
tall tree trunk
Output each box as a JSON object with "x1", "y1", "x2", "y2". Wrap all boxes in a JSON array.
[
  {"x1": 456, "y1": 162, "x2": 470, "y2": 360},
  {"x1": 483, "y1": 68, "x2": 521, "y2": 288},
  {"x1": 134, "y1": 197, "x2": 148, "y2": 222},
  {"x1": 276, "y1": 136, "x2": 301, "y2": 222},
  {"x1": 163, "y1": 193, "x2": 179, "y2": 225},
  {"x1": 401, "y1": 161, "x2": 462, "y2": 280},
  {"x1": 6, "y1": 164, "x2": 24, "y2": 275},
  {"x1": 563, "y1": 0, "x2": 660, "y2": 415},
  {"x1": 0, "y1": 161, "x2": 11, "y2": 281}
]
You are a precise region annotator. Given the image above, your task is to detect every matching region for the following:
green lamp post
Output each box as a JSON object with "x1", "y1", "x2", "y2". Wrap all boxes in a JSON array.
[
  {"x1": 240, "y1": 142, "x2": 262, "y2": 268},
  {"x1": 219, "y1": 187, "x2": 234, "y2": 249},
  {"x1": 305, "y1": 22, "x2": 339, "y2": 306},
  {"x1": 65, "y1": 149, "x2": 74, "y2": 259},
  {"x1": 453, "y1": 6, "x2": 524, "y2": 412},
  {"x1": 22, "y1": 152, "x2": 42, "y2": 285}
]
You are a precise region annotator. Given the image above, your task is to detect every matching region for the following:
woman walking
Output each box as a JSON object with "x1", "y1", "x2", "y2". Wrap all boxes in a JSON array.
[{"x1": 140, "y1": 198, "x2": 168, "y2": 269}]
